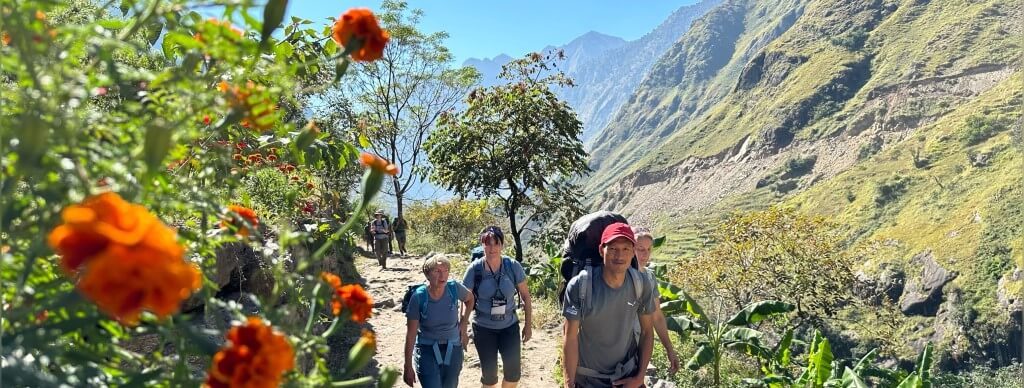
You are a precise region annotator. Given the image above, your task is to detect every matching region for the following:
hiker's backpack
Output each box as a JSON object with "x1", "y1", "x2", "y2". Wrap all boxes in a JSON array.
[
  {"x1": 470, "y1": 246, "x2": 485, "y2": 261},
  {"x1": 557, "y1": 211, "x2": 642, "y2": 311},
  {"x1": 470, "y1": 256, "x2": 520, "y2": 308},
  {"x1": 401, "y1": 280, "x2": 459, "y2": 320}
]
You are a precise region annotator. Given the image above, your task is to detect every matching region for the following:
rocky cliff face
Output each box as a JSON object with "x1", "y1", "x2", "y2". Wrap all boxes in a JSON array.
[{"x1": 584, "y1": 0, "x2": 1024, "y2": 368}]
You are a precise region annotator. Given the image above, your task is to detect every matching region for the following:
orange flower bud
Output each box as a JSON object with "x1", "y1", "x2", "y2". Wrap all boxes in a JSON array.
[
  {"x1": 331, "y1": 8, "x2": 390, "y2": 62},
  {"x1": 358, "y1": 152, "x2": 399, "y2": 176}
]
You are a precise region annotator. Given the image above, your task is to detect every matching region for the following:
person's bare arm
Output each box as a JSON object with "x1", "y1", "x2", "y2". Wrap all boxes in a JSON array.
[
  {"x1": 403, "y1": 319, "x2": 418, "y2": 386},
  {"x1": 653, "y1": 298, "x2": 679, "y2": 374},
  {"x1": 562, "y1": 319, "x2": 580, "y2": 388},
  {"x1": 460, "y1": 293, "x2": 474, "y2": 347},
  {"x1": 516, "y1": 280, "x2": 533, "y2": 342}
]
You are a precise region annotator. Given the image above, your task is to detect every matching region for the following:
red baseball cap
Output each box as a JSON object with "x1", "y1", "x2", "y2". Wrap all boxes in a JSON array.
[{"x1": 600, "y1": 222, "x2": 636, "y2": 246}]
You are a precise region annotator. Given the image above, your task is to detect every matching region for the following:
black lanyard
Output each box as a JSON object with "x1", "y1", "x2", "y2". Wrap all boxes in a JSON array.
[{"x1": 487, "y1": 261, "x2": 505, "y2": 299}]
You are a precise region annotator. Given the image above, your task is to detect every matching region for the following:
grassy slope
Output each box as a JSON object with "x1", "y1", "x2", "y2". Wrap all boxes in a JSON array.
[
  {"x1": 610, "y1": 0, "x2": 1023, "y2": 333},
  {"x1": 585, "y1": 0, "x2": 808, "y2": 193}
]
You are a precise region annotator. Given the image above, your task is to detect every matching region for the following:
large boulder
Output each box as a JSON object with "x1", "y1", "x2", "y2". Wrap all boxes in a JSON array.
[
  {"x1": 997, "y1": 267, "x2": 1023, "y2": 321},
  {"x1": 899, "y1": 251, "x2": 958, "y2": 316},
  {"x1": 854, "y1": 264, "x2": 905, "y2": 306}
]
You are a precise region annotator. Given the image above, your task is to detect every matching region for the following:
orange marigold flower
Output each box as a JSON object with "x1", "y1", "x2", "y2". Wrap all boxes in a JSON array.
[
  {"x1": 205, "y1": 317, "x2": 294, "y2": 388},
  {"x1": 358, "y1": 153, "x2": 399, "y2": 176},
  {"x1": 320, "y1": 273, "x2": 373, "y2": 322},
  {"x1": 332, "y1": 8, "x2": 390, "y2": 62},
  {"x1": 223, "y1": 205, "x2": 259, "y2": 238},
  {"x1": 47, "y1": 192, "x2": 200, "y2": 324},
  {"x1": 1, "y1": 32, "x2": 10, "y2": 46},
  {"x1": 339, "y1": 284, "x2": 373, "y2": 322}
]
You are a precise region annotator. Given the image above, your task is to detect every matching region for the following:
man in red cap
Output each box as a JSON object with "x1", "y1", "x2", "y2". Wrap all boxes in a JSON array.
[{"x1": 562, "y1": 222, "x2": 656, "y2": 388}]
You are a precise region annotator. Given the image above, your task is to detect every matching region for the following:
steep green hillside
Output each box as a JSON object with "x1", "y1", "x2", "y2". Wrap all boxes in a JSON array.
[
  {"x1": 587, "y1": 0, "x2": 809, "y2": 191},
  {"x1": 585, "y1": 0, "x2": 1023, "y2": 368}
]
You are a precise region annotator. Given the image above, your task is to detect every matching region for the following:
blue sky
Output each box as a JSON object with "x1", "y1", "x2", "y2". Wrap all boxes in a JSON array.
[{"x1": 289, "y1": 0, "x2": 699, "y2": 64}]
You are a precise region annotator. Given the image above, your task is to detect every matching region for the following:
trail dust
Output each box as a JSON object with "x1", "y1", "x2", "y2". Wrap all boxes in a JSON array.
[{"x1": 357, "y1": 252, "x2": 564, "y2": 387}]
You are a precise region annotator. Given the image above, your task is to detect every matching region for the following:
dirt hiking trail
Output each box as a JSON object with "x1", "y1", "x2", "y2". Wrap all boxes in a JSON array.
[{"x1": 357, "y1": 252, "x2": 563, "y2": 387}]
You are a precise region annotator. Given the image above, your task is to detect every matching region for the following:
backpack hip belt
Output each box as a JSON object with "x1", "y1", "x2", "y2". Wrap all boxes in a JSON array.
[
  {"x1": 416, "y1": 334, "x2": 462, "y2": 365},
  {"x1": 575, "y1": 354, "x2": 637, "y2": 382}
]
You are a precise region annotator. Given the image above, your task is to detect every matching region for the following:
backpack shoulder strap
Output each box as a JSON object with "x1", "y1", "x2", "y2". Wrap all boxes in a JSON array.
[
  {"x1": 578, "y1": 266, "x2": 592, "y2": 321},
  {"x1": 413, "y1": 285, "x2": 429, "y2": 319},
  {"x1": 446, "y1": 280, "x2": 459, "y2": 308},
  {"x1": 627, "y1": 268, "x2": 643, "y2": 306},
  {"x1": 472, "y1": 260, "x2": 483, "y2": 303}
]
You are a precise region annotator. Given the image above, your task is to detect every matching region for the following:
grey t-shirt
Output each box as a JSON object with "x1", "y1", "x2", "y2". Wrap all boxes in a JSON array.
[
  {"x1": 563, "y1": 266, "x2": 656, "y2": 381},
  {"x1": 462, "y1": 257, "x2": 527, "y2": 330},
  {"x1": 406, "y1": 281, "x2": 470, "y2": 344}
]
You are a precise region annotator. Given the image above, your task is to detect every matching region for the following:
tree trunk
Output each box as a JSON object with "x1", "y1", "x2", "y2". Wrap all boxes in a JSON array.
[
  {"x1": 393, "y1": 175, "x2": 404, "y2": 219},
  {"x1": 503, "y1": 196, "x2": 525, "y2": 262}
]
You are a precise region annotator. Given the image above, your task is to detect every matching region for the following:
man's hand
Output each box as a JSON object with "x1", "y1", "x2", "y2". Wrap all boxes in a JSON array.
[
  {"x1": 667, "y1": 348, "x2": 680, "y2": 375},
  {"x1": 563, "y1": 378, "x2": 574, "y2": 388},
  {"x1": 403, "y1": 363, "x2": 416, "y2": 386},
  {"x1": 612, "y1": 375, "x2": 644, "y2": 388},
  {"x1": 522, "y1": 324, "x2": 532, "y2": 343}
]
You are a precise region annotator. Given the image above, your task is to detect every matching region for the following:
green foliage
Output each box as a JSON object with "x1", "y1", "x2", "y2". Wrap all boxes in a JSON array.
[
  {"x1": 403, "y1": 198, "x2": 500, "y2": 254},
  {"x1": 874, "y1": 175, "x2": 910, "y2": 207},
  {"x1": 830, "y1": 28, "x2": 869, "y2": 51},
  {"x1": 660, "y1": 280, "x2": 796, "y2": 388},
  {"x1": 961, "y1": 114, "x2": 1013, "y2": 146},
  {"x1": 527, "y1": 243, "x2": 564, "y2": 298},
  {"x1": 672, "y1": 207, "x2": 858, "y2": 320},
  {"x1": 0, "y1": 0, "x2": 395, "y2": 386},
  {"x1": 426, "y1": 51, "x2": 590, "y2": 261}
]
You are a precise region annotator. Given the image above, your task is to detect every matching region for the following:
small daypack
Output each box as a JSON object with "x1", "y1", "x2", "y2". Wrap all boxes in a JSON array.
[
  {"x1": 470, "y1": 256, "x2": 520, "y2": 307},
  {"x1": 401, "y1": 280, "x2": 459, "y2": 320}
]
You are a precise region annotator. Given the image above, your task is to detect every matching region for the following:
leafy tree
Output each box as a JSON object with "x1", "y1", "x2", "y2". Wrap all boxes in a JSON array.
[
  {"x1": 424, "y1": 51, "x2": 589, "y2": 261},
  {"x1": 674, "y1": 207, "x2": 857, "y2": 321},
  {"x1": 404, "y1": 198, "x2": 501, "y2": 254},
  {"x1": 324, "y1": 0, "x2": 478, "y2": 219}
]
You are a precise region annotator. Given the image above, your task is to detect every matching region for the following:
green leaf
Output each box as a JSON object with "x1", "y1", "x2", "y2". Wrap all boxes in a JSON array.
[
  {"x1": 665, "y1": 315, "x2": 703, "y2": 334},
  {"x1": 160, "y1": 31, "x2": 200, "y2": 59},
  {"x1": 726, "y1": 300, "x2": 795, "y2": 326},
  {"x1": 916, "y1": 342, "x2": 933, "y2": 388},
  {"x1": 333, "y1": 57, "x2": 351, "y2": 84},
  {"x1": 260, "y1": 0, "x2": 289, "y2": 47},
  {"x1": 774, "y1": 328, "x2": 794, "y2": 367},
  {"x1": 840, "y1": 367, "x2": 868, "y2": 388},
  {"x1": 896, "y1": 372, "x2": 920, "y2": 388},
  {"x1": 358, "y1": 133, "x2": 371, "y2": 148},
  {"x1": 377, "y1": 367, "x2": 400, "y2": 388},
  {"x1": 853, "y1": 348, "x2": 877, "y2": 374},
  {"x1": 686, "y1": 344, "x2": 715, "y2": 371},
  {"x1": 652, "y1": 235, "x2": 667, "y2": 249},
  {"x1": 143, "y1": 126, "x2": 173, "y2": 173},
  {"x1": 811, "y1": 335, "x2": 834, "y2": 387},
  {"x1": 98, "y1": 19, "x2": 131, "y2": 30}
]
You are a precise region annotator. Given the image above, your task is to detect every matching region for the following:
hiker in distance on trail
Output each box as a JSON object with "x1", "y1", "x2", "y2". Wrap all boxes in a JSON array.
[
  {"x1": 562, "y1": 222, "x2": 657, "y2": 388},
  {"x1": 369, "y1": 209, "x2": 391, "y2": 269},
  {"x1": 403, "y1": 256, "x2": 475, "y2": 388},
  {"x1": 462, "y1": 226, "x2": 534, "y2": 388}
]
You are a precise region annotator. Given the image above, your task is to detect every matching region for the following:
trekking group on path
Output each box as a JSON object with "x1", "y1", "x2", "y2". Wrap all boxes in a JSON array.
[{"x1": 398, "y1": 211, "x2": 678, "y2": 388}]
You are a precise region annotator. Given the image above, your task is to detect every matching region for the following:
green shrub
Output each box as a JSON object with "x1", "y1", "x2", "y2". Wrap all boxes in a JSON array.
[
  {"x1": 404, "y1": 198, "x2": 501, "y2": 255},
  {"x1": 875, "y1": 175, "x2": 910, "y2": 206},
  {"x1": 962, "y1": 114, "x2": 1012, "y2": 146}
]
